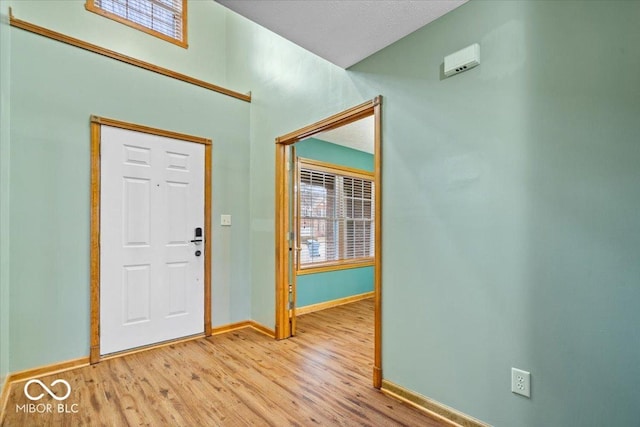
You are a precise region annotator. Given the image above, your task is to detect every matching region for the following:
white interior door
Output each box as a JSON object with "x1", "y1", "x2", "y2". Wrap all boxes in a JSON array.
[{"x1": 100, "y1": 126, "x2": 205, "y2": 355}]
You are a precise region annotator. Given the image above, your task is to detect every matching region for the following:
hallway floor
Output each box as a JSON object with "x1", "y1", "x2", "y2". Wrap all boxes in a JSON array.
[{"x1": 2, "y1": 299, "x2": 446, "y2": 426}]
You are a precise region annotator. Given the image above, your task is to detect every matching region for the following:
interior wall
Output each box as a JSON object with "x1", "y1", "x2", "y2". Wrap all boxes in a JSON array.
[
  {"x1": 226, "y1": 1, "x2": 640, "y2": 425},
  {"x1": 3, "y1": 1, "x2": 638, "y2": 425},
  {"x1": 5, "y1": 0, "x2": 233, "y2": 89},
  {"x1": 224, "y1": 13, "x2": 369, "y2": 329},
  {"x1": 295, "y1": 137, "x2": 374, "y2": 172},
  {"x1": 346, "y1": 1, "x2": 640, "y2": 426},
  {"x1": 5, "y1": 1, "x2": 251, "y2": 372},
  {"x1": 296, "y1": 268, "x2": 373, "y2": 308},
  {"x1": 295, "y1": 138, "x2": 374, "y2": 307},
  {"x1": 0, "y1": 1, "x2": 11, "y2": 389}
]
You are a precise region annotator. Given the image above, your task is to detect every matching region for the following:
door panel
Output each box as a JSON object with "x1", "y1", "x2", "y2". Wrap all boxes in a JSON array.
[
  {"x1": 100, "y1": 126, "x2": 204, "y2": 355},
  {"x1": 166, "y1": 182, "x2": 189, "y2": 244},
  {"x1": 166, "y1": 262, "x2": 188, "y2": 316},
  {"x1": 123, "y1": 177, "x2": 151, "y2": 245}
]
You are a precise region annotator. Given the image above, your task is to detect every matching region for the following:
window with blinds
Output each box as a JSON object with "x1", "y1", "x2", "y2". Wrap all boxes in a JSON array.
[
  {"x1": 298, "y1": 160, "x2": 374, "y2": 270},
  {"x1": 86, "y1": 0, "x2": 187, "y2": 47}
]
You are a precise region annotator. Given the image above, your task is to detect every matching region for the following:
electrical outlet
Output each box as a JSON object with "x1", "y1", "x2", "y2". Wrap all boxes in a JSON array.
[
  {"x1": 511, "y1": 368, "x2": 531, "y2": 398},
  {"x1": 220, "y1": 214, "x2": 232, "y2": 226}
]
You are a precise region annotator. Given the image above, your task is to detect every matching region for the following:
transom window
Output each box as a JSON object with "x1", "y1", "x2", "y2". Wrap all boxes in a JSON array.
[
  {"x1": 297, "y1": 158, "x2": 374, "y2": 271},
  {"x1": 86, "y1": 0, "x2": 187, "y2": 48}
]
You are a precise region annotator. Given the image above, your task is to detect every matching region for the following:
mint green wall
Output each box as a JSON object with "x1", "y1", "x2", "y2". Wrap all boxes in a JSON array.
[
  {"x1": 297, "y1": 267, "x2": 373, "y2": 308},
  {"x1": 0, "y1": 2, "x2": 11, "y2": 390},
  {"x1": 224, "y1": 14, "x2": 366, "y2": 330},
  {"x1": 295, "y1": 138, "x2": 374, "y2": 307},
  {"x1": 5, "y1": 2, "x2": 251, "y2": 372},
  {"x1": 347, "y1": 1, "x2": 640, "y2": 426},
  {"x1": 226, "y1": 1, "x2": 640, "y2": 425},
  {"x1": 296, "y1": 137, "x2": 374, "y2": 172},
  {"x1": 6, "y1": 0, "x2": 233, "y2": 89}
]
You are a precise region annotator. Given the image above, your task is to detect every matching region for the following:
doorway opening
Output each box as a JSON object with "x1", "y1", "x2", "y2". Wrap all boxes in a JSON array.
[{"x1": 275, "y1": 97, "x2": 382, "y2": 387}]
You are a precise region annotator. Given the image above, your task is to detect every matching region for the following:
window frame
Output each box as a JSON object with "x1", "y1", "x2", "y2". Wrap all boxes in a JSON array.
[
  {"x1": 85, "y1": 0, "x2": 188, "y2": 48},
  {"x1": 296, "y1": 157, "x2": 375, "y2": 275}
]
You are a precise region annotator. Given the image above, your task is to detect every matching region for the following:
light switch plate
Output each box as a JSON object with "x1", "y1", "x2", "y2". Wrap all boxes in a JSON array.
[{"x1": 221, "y1": 214, "x2": 231, "y2": 226}]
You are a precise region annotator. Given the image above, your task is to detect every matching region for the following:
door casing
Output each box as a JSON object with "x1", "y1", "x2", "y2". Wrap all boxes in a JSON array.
[
  {"x1": 90, "y1": 115, "x2": 212, "y2": 364},
  {"x1": 274, "y1": 96, "x2": 383, "y2": 388}
]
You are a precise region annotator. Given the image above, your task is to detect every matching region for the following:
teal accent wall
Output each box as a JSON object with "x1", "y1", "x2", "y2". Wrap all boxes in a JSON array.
[
  {"x1": 295, "y1": 138, "x2": 374, "y2": 307},
  {"x1": 296, "y1": 137, "x2": 374, "y2": 172},
  {"x1": 0, "y1": 1, "x2": 11, "y2": 390},
  {"x1": 4, "y1": 2, "x2": 251, "y2": 372},
  {"x1": 297, "y1": 267, "x2": 373, "y2": 308}
]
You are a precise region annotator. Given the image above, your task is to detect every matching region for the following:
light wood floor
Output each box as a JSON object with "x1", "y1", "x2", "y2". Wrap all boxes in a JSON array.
[{"x1": 2, "y1": 299, "x2": 446, "y2": 426}]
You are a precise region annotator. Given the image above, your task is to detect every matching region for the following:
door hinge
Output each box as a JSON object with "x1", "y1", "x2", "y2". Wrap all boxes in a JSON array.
[{"x1": 288, "y1": 301, "x2": 294, "y2": 310}]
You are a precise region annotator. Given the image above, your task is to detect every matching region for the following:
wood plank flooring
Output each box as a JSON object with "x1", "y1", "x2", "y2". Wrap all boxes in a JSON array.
[{"x1": 2, "y1": 299, "x2": 446, "y2": 426}]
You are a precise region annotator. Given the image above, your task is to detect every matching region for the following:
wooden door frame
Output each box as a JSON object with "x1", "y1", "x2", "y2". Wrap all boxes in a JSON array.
[
  {"x1": 275, "y1": 96, "x2": 383, "y2": 388},
  {"x1": 89, "y1": 115, "x2": 212, "y2": 364}
]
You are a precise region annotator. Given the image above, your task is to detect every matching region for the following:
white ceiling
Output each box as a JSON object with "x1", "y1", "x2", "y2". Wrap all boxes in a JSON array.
[
  {"x1": 216, "y1": 0, "x2": 468, "y2": 69},
  {"x1": 311, "y1": 116, "x2": 375, "y2": 154}
]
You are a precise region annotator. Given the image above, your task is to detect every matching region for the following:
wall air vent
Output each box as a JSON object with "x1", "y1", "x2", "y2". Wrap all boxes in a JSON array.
[{"x1": 444, "y1": 43, "x2": 480, "y2": 77}]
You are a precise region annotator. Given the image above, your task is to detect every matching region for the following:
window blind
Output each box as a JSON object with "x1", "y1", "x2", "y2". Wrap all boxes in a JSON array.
[
  {"x1": 299, "y1": 165, "x2": 374, "y2": 267},
  {"x1": 94, "y1": 0, "x2": 184, "y2": 41},
  {"x1": 299, "y1": 169, "x2": 338, "y2": 264},
  {"x1": 343, "y1": 177, "x2": 374, "y2": 259}
]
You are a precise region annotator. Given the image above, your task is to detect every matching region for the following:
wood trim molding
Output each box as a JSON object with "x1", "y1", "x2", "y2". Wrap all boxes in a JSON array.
[
  {"x1": 295, "y1": 292, "x2": 373, "y2": 316},
  {"x1": 297, "y1": 260, "x2": 374, "y2": 276},
  {"x1": 90, "y1": 116, "x2": 212, "y2": 145},
  {"x1": 275, "y1": 144, "x2": 288, "y2": 339},
  {"x1": 211, "y1": 320, "x2": 253, "y2": 335},
  {"x1": 85, "y1": 0, "x2": 188, "y2": 49},
  {"x1": 373, "y1": 99, "x2": 383, "y2": 389},
  {"x1": 0, "y1": 378, "x2": 12, "y2": 421},
  {"x1": 181, "y1": 0, "x2": 188, "y2": 48},
  {"x1": 381, "y1": 380, "x2": 490, "y2": 427},
  {"x1": 204, "y1": 144, "x2": 212, "y2": 337},
  {"x1": 90, "y1": 116, "x2": 212, "y2": 363},
  {"x1": 212, "y1": 321, "x2": 275, "y2": 338},
  {"x1": 373, "y1": 366, "x2": 382, "y2": 390},
  {"x1": 8, "y1": 8, "x2": 250, "y2": 103},
  {"x1": 249, "y1": 321, "x2": 276, "y2": 338},
  {"x1": 276, "y1": 97, "x2": 381, "y2": 146},
  {"x1": 0, "y1": 356, "x2": 91, "y2": 420},
  {"x1": 5, "y1": 357, "x2": 91, "y2": 385},
  {"x1": 89, "y1": 120, "x2": 101, "y2": 364}
]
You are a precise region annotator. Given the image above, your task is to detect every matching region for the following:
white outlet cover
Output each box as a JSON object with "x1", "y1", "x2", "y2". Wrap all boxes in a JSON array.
[
  {"x1": 511, "y1": 368, "x2": 531, "y2": 398},
  {"x1": 221, "y1": 214, "x2": 232, "y2": 226}
]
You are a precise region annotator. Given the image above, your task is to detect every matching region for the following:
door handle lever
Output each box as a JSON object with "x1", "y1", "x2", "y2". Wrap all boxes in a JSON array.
[{"x1": 191, "y1": 227, "x2": 203, "y2": 244}]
